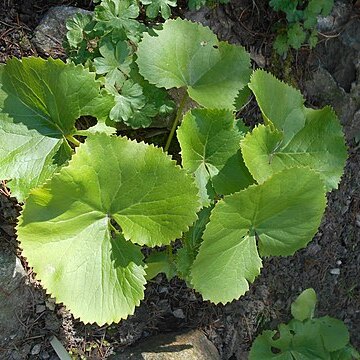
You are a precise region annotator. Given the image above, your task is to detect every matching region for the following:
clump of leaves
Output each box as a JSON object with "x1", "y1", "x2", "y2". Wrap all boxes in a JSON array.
[
  {"x1": 0, "y1": 18, "x2": 347, "y2": 325},
  {"x1": 249, "y1": 288, "x2": 360, "y2": 359},
  {"x1": 270, "y1": 0, "x2": 334, "y2": 55},
  {"x1": 64, "y1": 0, "x2": 175, "y2": 129}
]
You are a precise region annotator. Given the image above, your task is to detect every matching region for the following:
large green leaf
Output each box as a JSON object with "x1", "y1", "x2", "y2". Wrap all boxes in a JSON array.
[
  {"x1": 243, "y1": 70, "x2": 347, "y2": 191},
  {"x1": 177, "y1": 109, "x2": 253, "y2": 206},
  {"x1": 0, "y1": 57, "x2": 109, "y2": 200},
  {"x1": 191, "y1": 168, "x2": 326, "y2": 304},
  {"x1": 136, "y1": 18, "x2": 251, "y2": 109},
  {"x1": 18, "y1": 134, "x2": 199, "y2": 324}
]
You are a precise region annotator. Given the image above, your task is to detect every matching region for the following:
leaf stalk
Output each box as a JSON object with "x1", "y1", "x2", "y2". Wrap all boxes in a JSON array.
[
  {"x1": 66, "y1": 135, "x2": 81, "y2": 147},
  {"x1": 164, "y1": 92, "x2": 189, "y2": 152}
]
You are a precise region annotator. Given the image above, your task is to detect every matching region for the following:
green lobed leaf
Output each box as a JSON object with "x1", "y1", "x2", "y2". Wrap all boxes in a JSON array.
[
  {"x1": 287, "y1": 23, "x2": 307, "y2": 49},
  {"x1": 66, "y1": 13, "x2": 93, "y2": 48},
  {"x1": 191, "y1": 168, "x2": 326, "y2": 304},
  {"x1": 273, "y1": 33, "x2": 289, "y2": 56},
  {"x1": 126, "y1": 104, "x2": 157, "y2": 128},
  {"x1": 136, "y1": 18, "x2": 251, "y2": 109},
  {"x1": 308, "y1": 29, "x2": 318, "y2": 48},
  {"x1": 94, "y1": 0, "x2": 143, "y2": 38},
  {"x1": 18, "y1": 134, "x2": 200, "y2": 324},
  {"x1": 250, "y1": 287, "x2": 357, "y2": 360},
  {"x1": 94, "y1": 39, "x2": 132, "y2": 86},
  {"x1": 141, "y1": 0, "x2": 177, "y2": 19},
  {"x1": 244, "y1": 70, "x2": 347, "y2": 190},
  {"x1": 187, "y1": 0, "x2": 206, "y2": 10},
  {"x1": 108, "y1": 80, "x2": 146, "y2": 122},
  {"x1": 177, "y1": 109, "x2": 253, "y2": 206},
  {"x1": 291, "y1": 288, "x2": 317, "y2": 321},
  {"x1": 106, "y1": 78, "x2": 158, "y2": 129},
  {"x1": 0, "y1": 57, "x2": 107, "y2": 200},
  {"x1": 129, "y1": 63, "x2": 175, "y2": 116},
  {"x1": 250, "y1": 320, "x2": 330, "y2": 360}
]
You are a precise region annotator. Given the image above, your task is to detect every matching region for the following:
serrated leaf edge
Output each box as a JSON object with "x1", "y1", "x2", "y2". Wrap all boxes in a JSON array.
[
  {"x1": 16, "y1": 135, "x2": 200, "y2": 324},
  {"x1": 136, "y1": 18, "x2": 250, "y2": 109},
  {"x1": 189, "y1": 166, "x2": 327, "y2": 304}
]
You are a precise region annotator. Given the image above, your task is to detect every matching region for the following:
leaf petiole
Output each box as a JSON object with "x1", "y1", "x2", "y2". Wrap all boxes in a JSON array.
[
  {"x1": 164, "y1": 92, "x2": 189, "y2": 152},
  {"x1": 65, "y1": 135, "x2": 81, "y2": 147},
  {"x1": 167, "y1": 243, "x2": 174, "y2": 262}
]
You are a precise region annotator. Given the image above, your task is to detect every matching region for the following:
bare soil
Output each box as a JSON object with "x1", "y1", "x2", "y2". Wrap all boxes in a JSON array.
[{"x1": 0, "y1": 0, "x2": 359, "y2": 359}]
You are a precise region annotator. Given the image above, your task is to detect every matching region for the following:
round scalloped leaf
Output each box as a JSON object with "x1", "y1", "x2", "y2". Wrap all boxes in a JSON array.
[
  {"x1": 18, "y1": 134, "x2": 199, "y2": 324},
  {"x1": 241, "y1": 106, "x2": 347, "y2": 191},
  {"x1": 136, "y1": 18, "x2": 251, "y2": 109},
  {"x1": 191, "y1": 168, "x2": 326, "y2": 304},
  {"x1": 177, "y1": 109, "x2": 253, "y2": 206},
  {"x1": 0, "y1": 57, "x2": 114, "y2": 200}
]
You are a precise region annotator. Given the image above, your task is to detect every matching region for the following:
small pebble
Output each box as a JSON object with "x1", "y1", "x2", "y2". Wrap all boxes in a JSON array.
[
  {"x1": 40, "y1": 351, "x2": 50, "y2": 360},
  {"x1": 36, "y1": 304, "x2": 46, "y2": 313},
  {"x1": 356, "y1": 214, "x2": 360, "y2": 227},
  {"x1": 158, "y1": 286, "x2": 168, "y2": 294},
  {"x1": 31, "y1": 344, "x2": 41, "y2": 355},
  {"x1": 45, "y1": 299, "x2": 56, "y2": 311},
  {"x1": 330, "y1": 268, "x2": 340, "y2": 275},
  {"x1": 173, "y1": 308, "x2": 185, "y2": 319},
  {"x1": 188, "y1": 293, "x2": 197, "y2": 301}
]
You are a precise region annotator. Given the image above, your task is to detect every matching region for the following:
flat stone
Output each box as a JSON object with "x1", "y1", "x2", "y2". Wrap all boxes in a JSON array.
[
  {"x1": 111, "y1": 330, "x2": 220, "y2": 360},
  {"x1": 32, "y1": 5, "x2": 92, "y2": 56},
  {"x1": 340, "y1": 19, "x2": 360, "y2": 51},
  {"x1": 0, "y1": 247, "x2": 31, "y2": 347},
  {"x1": 31, "y1": 344, "x2": 42, "y2": 355},
  {"x1": 330, "y1": 268, "x2": 341, "y2": 275},
  {"x1": 317, "y1": 1, "x2": 352, "y2": 32},
  {"x1": 36, "y1": 304, "x2": 46, "y2": 314},
  {"x1": 173, "y1": 308, "x2": 185, "y2": 319}
]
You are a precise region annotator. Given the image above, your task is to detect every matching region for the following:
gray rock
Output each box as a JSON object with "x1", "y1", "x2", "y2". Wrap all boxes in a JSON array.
[
  {"x1": 172, "y1": 308, "x2": 185, "y2": 319},
  {"x1": 305, "y1": 8, "x2": 360, "y2": 144},
  {"x1": 36, "y1": 304, "x2": 46, "y2": 313},
  {"x1": 111, "y1": 330, "x2": 220, "y2": 359},
  {"x1": 305, "y1": 67, "x2": 348, "y2": 113},
  {"x1": 0, "y1": 249, "x2": 31, "y2": 347},
  {"x1": 340, "y1": 19, "x2": 360, "y2": 51},
  {"x1": 317, "y1": 1, "x2": 352, "y2": 32},
  {"x1": 31, "y1": 344, "x2": 42, "y2": 355},
  {"x1": 32, "y1": 6, "x2": 92, "y2": 56}
]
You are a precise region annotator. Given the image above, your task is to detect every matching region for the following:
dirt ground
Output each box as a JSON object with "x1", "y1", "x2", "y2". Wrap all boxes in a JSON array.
[{"x1": 0, "y1": 0, "x2": 359, "y2": 359}]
